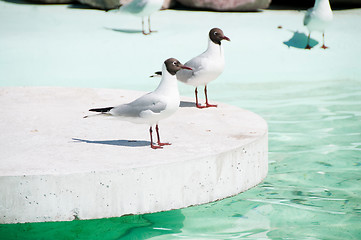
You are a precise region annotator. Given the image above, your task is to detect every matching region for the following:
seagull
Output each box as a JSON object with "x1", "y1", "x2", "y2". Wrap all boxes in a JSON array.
[
  {"x1": 118, "y1": 0, "x2": 164, "y2": 35},
  {"x1": 304, "y1": 0, "x2": 333, "y2": 49},
  {"x1": 150, "y1": 28, "x2": 230, "y2": 108},
  {"x1": 85, "y1": 58, "x2": 192, "y2": 149}
]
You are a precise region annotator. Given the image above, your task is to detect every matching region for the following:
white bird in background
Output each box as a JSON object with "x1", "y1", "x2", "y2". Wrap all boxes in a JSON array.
[
  {"x1": 85, "y1": 58, "x2": 192, "y2": 149},
  {"x1": 119, "y1": 0, "x2": 164, "y2": 35},
  {"x1": 304, "y1": 0, "x2": 333, "y2": 49},
  {"x1": 151, "y1": 28, "x2": 230, "y2": 109}
]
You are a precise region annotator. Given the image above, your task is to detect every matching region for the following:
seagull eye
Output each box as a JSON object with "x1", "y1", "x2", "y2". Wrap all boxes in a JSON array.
[
  {"x1": 172, "y1": 61, "x2": 177, "y2": 65},
  {"x1": 214, "y1": 32, "x2": 217, "y2": 35}
]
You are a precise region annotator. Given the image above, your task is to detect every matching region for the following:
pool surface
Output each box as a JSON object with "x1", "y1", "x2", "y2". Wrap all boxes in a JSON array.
[{"x1": 0, "y1": 1, "x2": 360, "y2": 239}]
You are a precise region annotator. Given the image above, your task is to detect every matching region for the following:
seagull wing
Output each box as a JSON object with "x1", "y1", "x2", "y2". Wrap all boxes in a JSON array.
[
  {"x1": 110, "y1": 92, "x2": 167, "y2": 118},
  {"x1": 176, "y1": 55, "x2": 205, "y2": 83},
  {"x1": 304, "y1": 8, "x2": 314, "y2": 26},
  {"x1": 121, "y1": 0, "x2": 148, "y2": 14}
]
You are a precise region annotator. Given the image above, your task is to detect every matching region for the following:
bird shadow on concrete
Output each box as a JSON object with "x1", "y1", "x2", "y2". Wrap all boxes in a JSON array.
[
  {"x1": 72, "y1": 138, "x2": 149, "y2": 147},
  {"x1": 104, "y1": 27, "x2": 142, "y2": 34},
  {"x1": 283, "y1": 31, "x2": 318, "y2": 49},
  {"x1": 180, "y1": 101, "x2": 196, "y2": 108}
]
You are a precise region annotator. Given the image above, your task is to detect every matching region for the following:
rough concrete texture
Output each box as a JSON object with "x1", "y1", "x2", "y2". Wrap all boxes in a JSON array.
[{"x1": 0, "y1": 87, "x2": 268, "y2": 223}]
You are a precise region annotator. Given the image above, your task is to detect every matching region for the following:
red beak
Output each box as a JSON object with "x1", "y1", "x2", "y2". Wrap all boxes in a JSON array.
[
  {"x1": 181, "y1": 65, "x2": 192, "y2": 71},
  {"x1": 223, "y1": 36, "x2": 231, "y2": 41}
]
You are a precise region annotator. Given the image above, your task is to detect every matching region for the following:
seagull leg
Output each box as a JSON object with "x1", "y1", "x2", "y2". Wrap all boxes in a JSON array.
[
  {"x1": 195, "y1": 87, "x2": 205, "y2": 109},
  {"x1": 305, "y1": 33, "x2": 312, "y2": 49},
  {"x1": 148, "y1": 16, "x2": 157, "y2": 34},
  {"x1": 142, "y1": 17, "x2": 149, "y2": 35},
  {"x1": 204, "y1": 85, "x2": 217, "y2": 108},
  {"x1": 149, "y1": 126, "x2": 162, "y2": 149},
  {"x1": 156, "y1": 124, "x2": 171, "y2": 146},
  {"x1": 321, "y1": 32, "x2": 329, "y2": 49}
]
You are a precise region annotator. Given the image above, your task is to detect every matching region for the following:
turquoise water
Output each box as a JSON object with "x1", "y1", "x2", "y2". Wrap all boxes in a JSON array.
[{"x1": 1, "y1": 1, "x2": 361, "y2": 239}]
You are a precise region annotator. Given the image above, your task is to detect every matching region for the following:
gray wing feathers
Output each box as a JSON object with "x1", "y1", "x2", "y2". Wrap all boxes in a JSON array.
[
  {"x1": 110, "y1": 93, "x2": 167, "y2": 117},
  {"x1": 122, "y1": 0, "x2": 147, "y2": 14},
  {"x1": 176, "y1": 68, "x2": 194, "y2": 83},
  {"x1": 110, "y1": 104, "x2": 141, "y2": 118},
  {"x1": 176, "y1": 56, "x2": 203, "y2": 82},
  {"x1": 304, "y1": 8, "x2": 313, "y2": 26}
]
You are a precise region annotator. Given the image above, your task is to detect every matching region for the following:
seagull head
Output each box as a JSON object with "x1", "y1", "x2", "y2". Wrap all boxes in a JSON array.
[
  {"x1": 209, "y1": 28, "x2": 230, "y2": 45},
  {"x1": 164, "y1": 58, "x2": 192, "y2": 75}
]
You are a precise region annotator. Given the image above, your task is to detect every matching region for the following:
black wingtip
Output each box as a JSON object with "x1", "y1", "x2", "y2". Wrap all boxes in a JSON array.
[
  {"x1": 89, "y1": 107, "x2": 114, "y2": 113},
  {"x1": 149, "y1": 71, "x2": 162, "y2": 78}
]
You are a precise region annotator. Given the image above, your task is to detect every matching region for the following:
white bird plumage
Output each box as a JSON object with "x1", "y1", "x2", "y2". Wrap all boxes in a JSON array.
[
  {"x1": 151, "y1": 28, "x2": 230, "y2": 108},
  {"x1": 118, "y1": 0, "x2": 163, "y2": 35},
  {"x1": 303, "y1": 0, "x2": 333, "y2": 49},
  {"x1": 109, "y1": 62, "x2": 179, "y2": 125},
  {"x1": 177, "y1": 28, "x2": 230, "y2": 108},
  {"x1": 85, "y1": 58, "x2": 192, "y2": 149},
  {"x1": 177, "y1": 38, "x2": 225, "y2": 88}
]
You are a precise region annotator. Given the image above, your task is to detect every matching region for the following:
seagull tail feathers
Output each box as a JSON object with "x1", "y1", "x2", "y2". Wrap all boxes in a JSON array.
[
  {"x1": 149, "y1": 71, "x2": 162, "y2": 78},
  {"x1": 83, "y1": 107, "x2": 114, "y2": 118},
  {"x1": 89, "y1": 107, "x2": 114, "y2": 113}
]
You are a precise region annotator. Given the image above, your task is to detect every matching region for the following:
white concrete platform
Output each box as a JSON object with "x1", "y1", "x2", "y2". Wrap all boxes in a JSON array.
[{"x1": 0, "y1": 87, "x2": 268, "y2": 224}]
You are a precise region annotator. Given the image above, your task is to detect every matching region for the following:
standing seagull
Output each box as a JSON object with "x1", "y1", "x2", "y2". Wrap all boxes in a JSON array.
[
  {"x1": 85, "y1": 58, "x2": 192, "y2": 149},
  {"x1": 304, "y1": 0, "x2": 333, "y2": 49},
  {"x1": 151, "y1": 28, "x2": 230, "y2": 108},
  {"x1": 119, "y1": 0, "x2": 163, "y2": 35}
]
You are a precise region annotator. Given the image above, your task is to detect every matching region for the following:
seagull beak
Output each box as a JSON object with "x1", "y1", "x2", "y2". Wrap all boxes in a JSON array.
[
  {"x1": 181, "y1": 65, "x2": 192, "y2": 71},
  {"x1": 223, "y1": 36, "x2": 231, "y2": 41}
]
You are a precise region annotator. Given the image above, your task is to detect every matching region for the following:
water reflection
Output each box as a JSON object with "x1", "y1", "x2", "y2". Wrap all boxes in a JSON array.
[
  {"x1": 0, "y1": 210, "x2": 185, "y2": 240},
  {"x1": 119, "y1": 210, "x2": 184, "y2": 239}
]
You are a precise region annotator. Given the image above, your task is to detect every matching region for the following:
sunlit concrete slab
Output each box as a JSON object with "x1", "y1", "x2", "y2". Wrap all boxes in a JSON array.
[{"x1": 0, "y1": 87, "x2": 268, "y2": 223}]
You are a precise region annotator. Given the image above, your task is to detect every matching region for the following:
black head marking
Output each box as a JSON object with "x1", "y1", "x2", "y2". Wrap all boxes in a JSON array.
[
  {"x1": 209, "y1": 28, "x2": 229, "y2": 45},
  {"x1": 164, "y1": 58, "x2": 185, "y2": 75}
]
